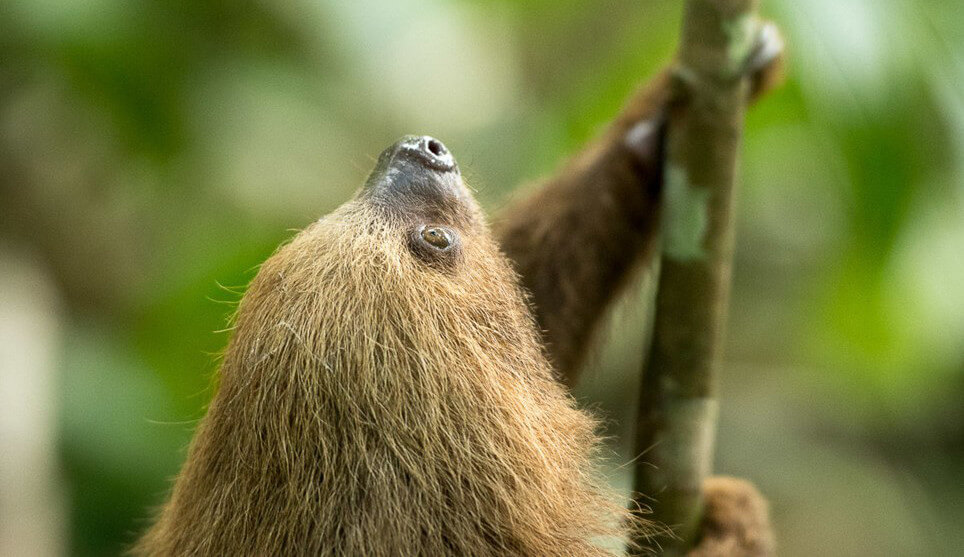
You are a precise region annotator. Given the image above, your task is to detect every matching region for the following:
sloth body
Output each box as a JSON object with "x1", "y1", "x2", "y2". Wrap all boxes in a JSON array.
[{"x1": 137, "y1": 57, "x2": 779, "y2": 556}]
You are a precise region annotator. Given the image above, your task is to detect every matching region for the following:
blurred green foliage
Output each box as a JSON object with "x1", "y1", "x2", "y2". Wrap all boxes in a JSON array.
[{"x1": 1, "y1": 0, "x2": 962, "y2": 555}]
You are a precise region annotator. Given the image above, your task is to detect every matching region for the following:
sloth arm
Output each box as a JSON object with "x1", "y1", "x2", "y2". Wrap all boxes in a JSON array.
[
  {"x1": 494, "y1": 51, "x2": 782, "y2": 388},
  {"x1": 493, "y1": 70, "x2": 673, "y2": 388}
]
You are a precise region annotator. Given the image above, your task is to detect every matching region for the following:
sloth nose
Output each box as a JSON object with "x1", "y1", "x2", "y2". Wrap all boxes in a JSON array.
[
  {"x1": 394, "y1": 135, "x2": 457, "y2": 173},
  {"x1": 360, "y1": 135, "x2": 467, "y2": 209}
]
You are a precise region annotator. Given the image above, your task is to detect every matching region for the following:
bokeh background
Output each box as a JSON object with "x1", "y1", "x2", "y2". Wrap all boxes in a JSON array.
[{"x1": 1, "y1": 0, "x2": 962, "y2": 555}]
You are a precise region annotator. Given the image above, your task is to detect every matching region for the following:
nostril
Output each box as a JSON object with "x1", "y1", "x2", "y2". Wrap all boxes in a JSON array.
[
  {"x1": 393, "y1": 135, "x2": 456, "y2": 172},
  {"x1": 427, "y1": 139, "x2": 447, "y2": 158}
]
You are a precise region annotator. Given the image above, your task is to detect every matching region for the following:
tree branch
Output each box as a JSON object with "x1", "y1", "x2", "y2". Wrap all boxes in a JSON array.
[{"x1": 630, "y1": 0, "x2": 767, "y2": 553}]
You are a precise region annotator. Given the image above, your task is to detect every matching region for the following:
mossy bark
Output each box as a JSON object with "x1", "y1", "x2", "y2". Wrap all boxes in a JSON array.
[{"x1": 630, "y1": 0, "x2": 763, "y2": 554}]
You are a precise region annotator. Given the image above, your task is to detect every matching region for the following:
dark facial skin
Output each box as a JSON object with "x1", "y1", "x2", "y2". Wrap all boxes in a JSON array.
[{"x1": 360, "y1": 135, "x2": 476, "y2": 231}]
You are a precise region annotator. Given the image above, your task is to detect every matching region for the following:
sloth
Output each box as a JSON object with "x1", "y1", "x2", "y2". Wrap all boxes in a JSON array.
[{"x1": 135, "y1": 36, "x2": 781, "y2": 557}]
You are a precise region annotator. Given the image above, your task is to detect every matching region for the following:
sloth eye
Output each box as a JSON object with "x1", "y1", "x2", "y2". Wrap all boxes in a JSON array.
[
  {"x1": 419, "y1": 226, "x2": 453, "y2": 250},
  {"x1": 409, "y1": 224, "x2": 460, "y2": 267}
]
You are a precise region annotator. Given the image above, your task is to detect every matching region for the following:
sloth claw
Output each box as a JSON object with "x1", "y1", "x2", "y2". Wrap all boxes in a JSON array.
[
  {"x1": 624, "y1": 114, "x2": 666, "y2": 167},
  {"x1": 745, "y1": 21, "x2": 784, "y2": 77},
  {"x1": 745, "y1": 21, "x2": 785, "y2": 100}
]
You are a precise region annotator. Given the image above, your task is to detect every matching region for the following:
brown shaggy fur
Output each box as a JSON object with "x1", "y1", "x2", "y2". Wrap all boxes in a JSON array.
[
  {"x1": 135, "y1": 194, "x2": 630, "y2": 555},
  {"x1": 136, "y1": 47, "x2": 781, "y2": 556}
]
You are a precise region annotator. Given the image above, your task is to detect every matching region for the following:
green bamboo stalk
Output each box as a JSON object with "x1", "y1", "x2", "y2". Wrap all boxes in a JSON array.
[{"x1": 630, "y1": 0, "x2": 766, "y2": 554}]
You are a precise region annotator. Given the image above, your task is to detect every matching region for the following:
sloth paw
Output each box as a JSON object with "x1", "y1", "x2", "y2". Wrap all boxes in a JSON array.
[
  {"x1": 687, "y1": 476, "x2": 775, "y2": 557},
  {"x1": 622, "y1": 21, "x2": 784, "y2": 168}
]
